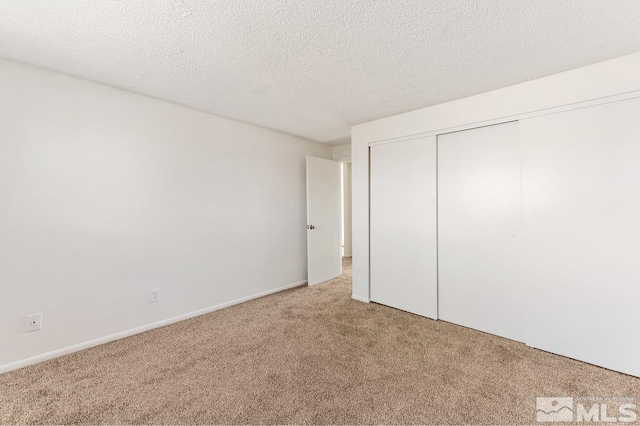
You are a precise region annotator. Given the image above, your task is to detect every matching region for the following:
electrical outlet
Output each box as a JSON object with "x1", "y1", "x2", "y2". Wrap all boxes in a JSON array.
[
  {"x1": 25, "y1": 313, "x2": 42, "y2": 332},
  {"x1": 150, "y1": 289, "x2": 160, "y2": 303}
]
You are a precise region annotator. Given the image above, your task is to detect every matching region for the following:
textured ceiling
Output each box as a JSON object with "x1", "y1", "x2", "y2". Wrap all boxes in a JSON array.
[{"x1": 2, "y1": 1, "x2": 640, "y2": 145}]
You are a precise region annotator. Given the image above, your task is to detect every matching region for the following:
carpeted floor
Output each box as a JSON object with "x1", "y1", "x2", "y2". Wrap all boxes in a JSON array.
[{"x1": 1, "y1": 257, "x2": 639, "y2": 424}]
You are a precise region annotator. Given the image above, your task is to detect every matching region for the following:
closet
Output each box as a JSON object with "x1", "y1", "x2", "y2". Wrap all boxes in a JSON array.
[
  {"x1": 437, "y1": 122, "x2": 524, "y2": 342},
  {"x1": 370, "y1": 136, "x2": 438, "y2": 318},
  {"x1": 368, "y1": 96, "x2": 640, "y2": 377},
  {"x1": 520, "y1": 97, "x2": 640, "y2": 377}
]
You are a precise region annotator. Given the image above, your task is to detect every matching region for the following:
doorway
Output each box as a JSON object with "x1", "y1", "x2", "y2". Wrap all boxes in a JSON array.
[
  {"x1": 341, "y1": 161, "x2": 352, "y2": 259},
  {"x1": 305, "y1": 154, "x2": 351, "y2": 287}
]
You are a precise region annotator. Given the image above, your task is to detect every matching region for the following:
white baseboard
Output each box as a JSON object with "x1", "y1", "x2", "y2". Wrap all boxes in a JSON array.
[
  {"x1": 0, "y1": 280, "x2": 307, "y2": 375},
  {"x1": 351, "y1": 294, "x2": 370, "y2": 303}
]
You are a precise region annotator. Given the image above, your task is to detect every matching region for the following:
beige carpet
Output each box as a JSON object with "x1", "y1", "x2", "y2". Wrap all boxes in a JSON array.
[{"x1": 1, "y1": 257, "x2": 639, "y2": 424}]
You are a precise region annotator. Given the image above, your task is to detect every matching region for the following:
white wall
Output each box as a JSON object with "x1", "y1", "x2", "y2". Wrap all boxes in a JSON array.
[
  {"x1": 0, "y1": 59, "x2": 332, "y2": 371},
  {"x1": 351, "y1": 51, "x2": 640, "y2": 302},
  {"x1": 332, "y1": 143, "x2": 351, "y2": 161}
]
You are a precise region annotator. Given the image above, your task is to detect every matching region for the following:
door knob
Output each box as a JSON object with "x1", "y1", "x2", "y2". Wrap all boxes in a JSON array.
[{"x1": 307, "y1": 225, "x2": 315, "y2": 230}]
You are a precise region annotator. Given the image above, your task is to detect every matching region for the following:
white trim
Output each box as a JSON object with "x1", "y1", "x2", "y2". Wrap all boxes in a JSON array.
[
  {"x1": 367, "y1": 90, "x2": 640, "y2": 147},
  {"x1": 351, "y1": 294, "x2": 370, "y2": 303},
  {"x1": 0, "y1": 280, "x2": 307, "y2": 374}
]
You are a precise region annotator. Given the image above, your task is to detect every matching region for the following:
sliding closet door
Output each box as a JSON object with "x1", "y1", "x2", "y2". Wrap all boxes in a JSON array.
[
  {"x1": 438, "y1": 122, "x2": 524, "y2": 341},
  {"x1": 370, "y1": 137, "x2": 438, "y2": 318},
  {"x1": 521, "y1": 98, "x2": 640, "y2": 377}
]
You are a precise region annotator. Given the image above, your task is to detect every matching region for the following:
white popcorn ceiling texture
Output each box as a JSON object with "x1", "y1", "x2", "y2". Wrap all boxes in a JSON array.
[{"x1": 1, "y1": 1, "x2": 640, "y2": 145}]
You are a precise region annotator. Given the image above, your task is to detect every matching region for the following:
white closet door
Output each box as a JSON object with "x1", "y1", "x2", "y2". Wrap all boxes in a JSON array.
[
  {"x1": 521, "y1": 98, "x2": 640, "y2": 377},
  {"x1": 370, "y1": 136, "x2": 438, "y2": 318},
  {"x1": 438, "y1": 121, "x2": 524, "y2": 342}
]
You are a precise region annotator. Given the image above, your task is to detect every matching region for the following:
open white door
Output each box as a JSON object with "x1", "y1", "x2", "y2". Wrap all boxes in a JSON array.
[{"x1": 306, "y1": 156, "x2": 341, "y2": 285}]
